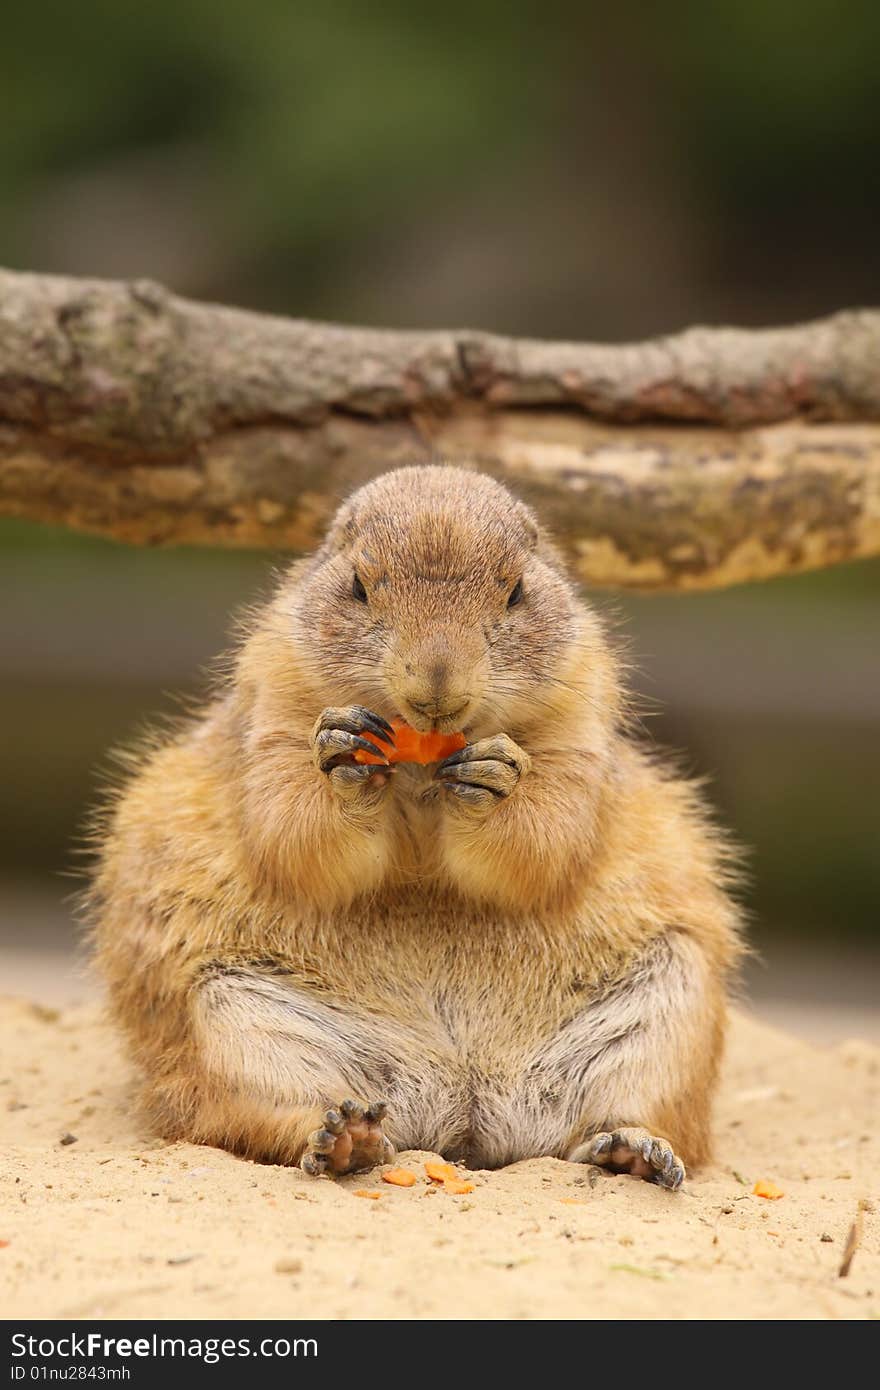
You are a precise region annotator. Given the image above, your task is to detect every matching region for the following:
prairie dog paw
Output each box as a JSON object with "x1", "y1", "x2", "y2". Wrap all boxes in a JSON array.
[
  {"x1": 301, "y1": 1099, "x2": 394, "y2": 1178},
  {"x1": 311, "y1": 706, "x2": 395, "y2": 804},
  {"x1": 569, "y1": 1127, "x2": 686, "y2": 1191},
  {"x1": 434, "y1": 734, "x2": 531, "y2": 813}
]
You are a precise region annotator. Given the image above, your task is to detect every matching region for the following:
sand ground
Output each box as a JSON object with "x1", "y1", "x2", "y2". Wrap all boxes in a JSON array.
[{"x1": 1, "y1": 996, "x2": 877, "y2": 1321}]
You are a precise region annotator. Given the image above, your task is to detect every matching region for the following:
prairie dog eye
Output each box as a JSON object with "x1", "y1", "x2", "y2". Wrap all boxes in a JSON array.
[
  {"x1": 352, "y1": 573, "x2": 368, "y2": 603},
  {"x1": 507, "y1": 578, "x2": 524, "y2": 608}
]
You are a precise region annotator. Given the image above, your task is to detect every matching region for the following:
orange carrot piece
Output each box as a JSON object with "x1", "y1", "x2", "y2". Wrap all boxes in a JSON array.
[
  {"x1": 353, "y1": 720, "x2": 467, "y2": 767},
  {"x1": 424, "y1": 1159, "x2": 459, "y2": 1184},
  {"x1": 353, "y1": 1189, "x2": 381, "y2": 1200},
  {"x1": 443, "y1": 1177, "x2": 474, "y2": 1195},
  {"x1": 753, "y1": 1179, "x2": 784, "y2": 1199},
  {"x1": 382, "y1": 1168, "x2": 417, "y2": 1187}
]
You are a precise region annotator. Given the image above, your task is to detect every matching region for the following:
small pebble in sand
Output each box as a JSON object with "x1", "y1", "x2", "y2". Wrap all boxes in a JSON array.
[
  {"x1": 820, "y1": 1233, "x2": 834, "y2": 1242},
  {"x1": 30, "y1": 1005, "x2": 60, "y2": 1024},
  {"x1": 274, "y1": 1258, "x2": 303, "y2": 1274},
  {"x1": 59, "y1": 1132, "x2": 78, "y2": 1147}
]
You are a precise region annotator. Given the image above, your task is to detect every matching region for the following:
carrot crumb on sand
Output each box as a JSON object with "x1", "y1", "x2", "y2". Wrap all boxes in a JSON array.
[
  {"x1": 353, "y1": 1189, "x2": 381, "y2": 1200},
  {"x1": 382, "y1": 1168, "x2": 417, "y2": 1187},
  {"x1": 443, "y1": 1178, "x2": 474, "y2": 1195},
  {"x1": 753, "y1": 1179, "x2": 784, "y2": 1200},
  {"x1": 425, "y1": 1159, "x2": 459, "y2": 1184}
]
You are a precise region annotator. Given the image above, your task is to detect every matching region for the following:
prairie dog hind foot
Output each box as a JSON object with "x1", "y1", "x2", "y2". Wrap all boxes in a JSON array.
[
  {"x1": 569, "y1": 1127, "x2": 686, "y2": 1190},
  {"x1": 301, "y1": 1099, "x2": 395, "y2": 1177}
]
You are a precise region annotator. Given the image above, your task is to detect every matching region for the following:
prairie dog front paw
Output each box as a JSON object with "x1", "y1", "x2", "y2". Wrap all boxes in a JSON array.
[
  {"x1": 434, "y1": 733, "x2": 531, "y2": 814},
  {"x1": 311, "y1": 705, "x2": 395, "y2": 806}
]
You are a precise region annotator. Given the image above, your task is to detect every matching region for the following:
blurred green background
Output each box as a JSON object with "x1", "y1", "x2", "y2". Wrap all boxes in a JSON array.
[{"x1": 1, "y1": 2, "x2": 877, "y2": 1013}]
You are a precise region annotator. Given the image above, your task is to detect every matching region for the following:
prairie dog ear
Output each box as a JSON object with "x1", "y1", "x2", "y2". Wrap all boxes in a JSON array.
[
  {"x1": 514, "y1": 501, "x2": 539, "y2": 550},
  {"x1": 322, "y1": 499, "x2": 360, "y2": 554}
]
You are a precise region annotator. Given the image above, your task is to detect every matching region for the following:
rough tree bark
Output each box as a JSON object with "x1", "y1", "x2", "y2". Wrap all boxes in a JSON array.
[{"x1": 1, "y1": 267, "x2": 879, "y2": 589}]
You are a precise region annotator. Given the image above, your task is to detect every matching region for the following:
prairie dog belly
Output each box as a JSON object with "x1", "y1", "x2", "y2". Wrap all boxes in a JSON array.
[{"x1": 284, "y1": 885, "x2": 585, "y2": 1053}]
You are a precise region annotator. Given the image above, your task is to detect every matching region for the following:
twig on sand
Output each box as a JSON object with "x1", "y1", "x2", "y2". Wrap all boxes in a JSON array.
[
  {"x1": 838, "y1": 1200, "x2": 868, "y2": 1278},
  {"x1": 610, "y1": 1263, "x2": 670, "y2": 1282}
]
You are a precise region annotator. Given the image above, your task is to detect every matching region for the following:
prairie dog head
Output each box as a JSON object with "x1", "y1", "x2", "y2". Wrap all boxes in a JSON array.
[{"x1": 277, "y1": 465, "x2": 616, "y2": 741}]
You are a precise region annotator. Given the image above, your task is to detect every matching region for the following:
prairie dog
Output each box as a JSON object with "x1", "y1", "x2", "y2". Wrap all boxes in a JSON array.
[{"x1": 88, "y1": 465, "x2": 742, "y2": 1186}]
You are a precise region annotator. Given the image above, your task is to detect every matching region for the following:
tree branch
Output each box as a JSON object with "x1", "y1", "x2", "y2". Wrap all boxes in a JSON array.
[{"x1": 1, "y1": 266, "x2": 879, "y2": 589}]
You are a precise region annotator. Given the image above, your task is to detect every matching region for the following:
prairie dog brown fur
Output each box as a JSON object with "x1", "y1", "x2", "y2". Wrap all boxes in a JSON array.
[{"x1": 88, "y1": 465, "x2": 742, "y2": 1186}]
